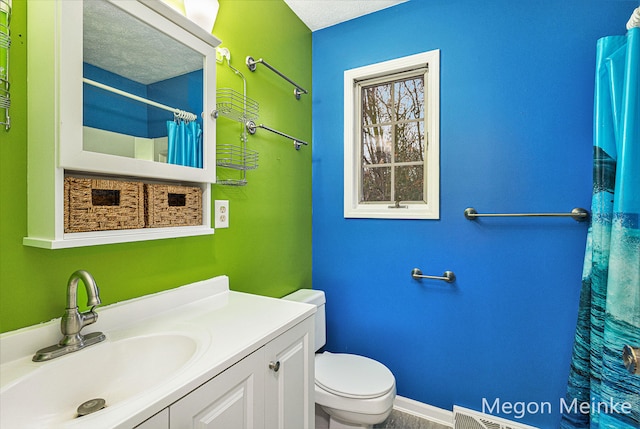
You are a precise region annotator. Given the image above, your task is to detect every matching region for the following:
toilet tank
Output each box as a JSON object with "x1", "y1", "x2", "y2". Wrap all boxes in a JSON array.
[{"x1": 282, "y1": 289, "x2": 326, "y2": 351}]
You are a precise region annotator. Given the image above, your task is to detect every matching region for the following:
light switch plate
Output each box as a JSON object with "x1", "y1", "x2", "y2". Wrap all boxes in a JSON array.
[{"x1": 215, "y1": 200, "x2": 229, "y2": 228}]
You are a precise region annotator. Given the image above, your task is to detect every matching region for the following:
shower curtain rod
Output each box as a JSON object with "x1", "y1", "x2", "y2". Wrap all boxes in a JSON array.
[{"x1": 82, "y1": 78, "x2": 198, "y2": 122}]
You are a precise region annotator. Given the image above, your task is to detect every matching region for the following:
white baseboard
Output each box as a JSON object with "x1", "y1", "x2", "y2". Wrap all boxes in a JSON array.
[{"x1": 394, "y1": 396, "x2": 454, "y2": 427}]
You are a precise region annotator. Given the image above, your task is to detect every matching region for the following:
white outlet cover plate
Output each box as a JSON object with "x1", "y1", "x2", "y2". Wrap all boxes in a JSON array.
[{"x1": 215, "y1": 200, "x2": 229, "y2": 228}]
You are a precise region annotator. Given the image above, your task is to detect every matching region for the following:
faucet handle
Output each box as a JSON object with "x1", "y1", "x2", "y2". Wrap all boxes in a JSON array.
[{"x1": 83, "y1": 307, "x2": 99, "y2": 326}]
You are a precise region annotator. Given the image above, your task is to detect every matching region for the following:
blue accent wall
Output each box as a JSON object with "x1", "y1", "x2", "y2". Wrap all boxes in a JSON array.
[
  {"x1": 83, "y1": 63, "x2": 148, "y2": 136},
  {"x1": 147, "y1": 70, "x2": 203, "y2": 138},
  {"x1": 83, "y1": 64, "x2": 202, "y2": 138},
  {"x1": 311, "y1": 1, "x2": 637, "y2": 427}
]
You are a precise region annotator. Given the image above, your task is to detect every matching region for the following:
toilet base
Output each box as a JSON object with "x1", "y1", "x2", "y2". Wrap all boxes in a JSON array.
[
  {"x1": 328, "y1": 415, "x2": 371, "y2": 429},
  {"x1": 323, "y1": 405, "x2": 391, "y2": 429},
  {"x1": 315, "y1": 403, "x2": 390, "y2": 429}
]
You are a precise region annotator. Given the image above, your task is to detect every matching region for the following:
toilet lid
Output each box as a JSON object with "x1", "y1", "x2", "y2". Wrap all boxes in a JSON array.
[{"x1": 315, "y1": 352, "x2": 395, "y2": 399}]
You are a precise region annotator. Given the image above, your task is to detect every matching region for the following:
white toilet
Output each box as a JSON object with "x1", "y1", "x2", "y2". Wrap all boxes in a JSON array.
[{"x1": 283, "y1": 289, "x2": 396, "y2": 429}]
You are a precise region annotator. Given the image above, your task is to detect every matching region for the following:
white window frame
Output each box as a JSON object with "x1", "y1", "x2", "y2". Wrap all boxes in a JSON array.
[{"x1": 344, "y1": 50, "x2": 440, "y2": 219}]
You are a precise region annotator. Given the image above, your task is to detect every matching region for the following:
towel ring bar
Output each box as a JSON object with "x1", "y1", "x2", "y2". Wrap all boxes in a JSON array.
[
  {"x1": 464, "y1": 207, "x2": 589, "y2": 222},
  {"x1": 411, "y1": 268, "x2": 456, "y2": 283}
]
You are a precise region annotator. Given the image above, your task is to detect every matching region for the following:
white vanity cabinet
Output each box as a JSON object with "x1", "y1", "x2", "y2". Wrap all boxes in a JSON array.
[
  {"x1": 24, "y1": 0, "x2": 221, "y2": 249},
  {"x1": 264, "y1": 319, "x2": 315, "y2": 429},
  {"x1": 138, "y1": 317, "x2": 314, "y2": 429},
  {"x1": 170, "y1": 348, "x2": 265, "y2": 429}
]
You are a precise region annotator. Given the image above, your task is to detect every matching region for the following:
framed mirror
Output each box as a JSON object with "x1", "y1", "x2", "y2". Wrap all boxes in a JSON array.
[
  {"x1": 58, "y1": 0, "x2": 219, "y2": 183},
  {"x1": 24, "y1": 0, "x2": 220, "y2": 249}
]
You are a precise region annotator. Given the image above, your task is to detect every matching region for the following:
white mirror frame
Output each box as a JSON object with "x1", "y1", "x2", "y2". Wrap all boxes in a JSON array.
[{"x1": 60, "y1": 0, "x2": 218, "y2": 183}]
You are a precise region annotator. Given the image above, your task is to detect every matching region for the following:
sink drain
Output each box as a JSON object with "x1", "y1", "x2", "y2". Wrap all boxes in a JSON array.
[{"x1": 76, "y1": 398, "x2": 106, "y2": 417}]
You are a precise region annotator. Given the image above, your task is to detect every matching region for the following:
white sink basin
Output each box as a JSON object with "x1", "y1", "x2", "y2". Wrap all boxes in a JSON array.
[
  {"x1": 0, "y1": 276, "x2": 315, "y2": 428},
  {"x1": 0, "y1": 333, "x2": 197, "y2": 428}
]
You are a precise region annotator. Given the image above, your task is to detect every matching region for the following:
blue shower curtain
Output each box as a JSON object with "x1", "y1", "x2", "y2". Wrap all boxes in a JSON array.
[
  {"x1": 167, "y1": 120, "x2": 203, "y2": 168},
  {"x1": 561, "y1": 27, "x2": 640, "y2": 429}
]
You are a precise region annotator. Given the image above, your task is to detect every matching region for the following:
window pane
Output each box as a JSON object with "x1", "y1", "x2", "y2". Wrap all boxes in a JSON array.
[
  {"x1": 395, "y1": 121, "x2": 425, "y2": 163},
  {"x1": 358, "y1": 71, "x2": 428, "y2": 205},
  {"x1": 395, "y1": 77, "x2": 424, "y2": 120},
  {"x1": 362, "y1": 125, "x2": 392, "y2": 165},
  {"x1": 395, "y1": 165, "x2": 424, "y2": 202},
  {"x1": 362, "y1": 166, "x2": 391, "y2": 202},
  {"x1": 362, "y1": 83, "x2": 392, "y2": 125}
]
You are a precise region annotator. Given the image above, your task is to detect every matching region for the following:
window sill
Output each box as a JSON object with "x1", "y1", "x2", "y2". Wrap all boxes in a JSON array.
[{"x1": 344, "y1": 204, "x2": 439, "y2": 220}]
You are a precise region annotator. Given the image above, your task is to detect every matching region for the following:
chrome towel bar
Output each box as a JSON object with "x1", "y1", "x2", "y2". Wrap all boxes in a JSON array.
[
  {"x1": 246, "y1": 56, "x2": 308, "y2": 99},
  {"x1": 246, "y1": 120, "x2": 308, "y2": 150},
  {"x1": 411, "y1": 268, "x2": 456, "y2": 283},
  {"x1": 464, "y1": 207, "x2": 589, "y2": 222}
]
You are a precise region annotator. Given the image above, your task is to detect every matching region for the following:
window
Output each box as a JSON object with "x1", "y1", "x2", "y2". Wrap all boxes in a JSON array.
[{"x1": 344, "y1": 50, "x2": 440, "y2": 219}]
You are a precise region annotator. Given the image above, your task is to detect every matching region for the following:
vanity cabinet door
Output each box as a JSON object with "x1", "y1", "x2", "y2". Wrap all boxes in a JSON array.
[
  {"x1": 264, "y1": 317, "x2": 315, "y2": 429},
  {"x1": 135, "y1": 408, "x2": 169, "y2": 429},
  {"x1": 170, "y1": 350, "x2": 265, "y2": 429}
]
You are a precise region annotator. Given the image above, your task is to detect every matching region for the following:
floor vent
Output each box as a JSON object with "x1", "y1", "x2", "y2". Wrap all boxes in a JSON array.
[{"x1": 453, "y1": 406, "x2": 540, "y2": 429}]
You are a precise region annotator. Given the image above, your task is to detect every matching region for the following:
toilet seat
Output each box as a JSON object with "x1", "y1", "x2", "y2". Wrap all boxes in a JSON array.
[{"x1": 315, "y1": 352, "x2": 395, "y2": 399}]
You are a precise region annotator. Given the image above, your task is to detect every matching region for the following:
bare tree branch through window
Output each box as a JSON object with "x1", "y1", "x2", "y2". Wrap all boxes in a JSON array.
[{"x1": 360, "y1": 74, "x2": 426, "y2": 204}]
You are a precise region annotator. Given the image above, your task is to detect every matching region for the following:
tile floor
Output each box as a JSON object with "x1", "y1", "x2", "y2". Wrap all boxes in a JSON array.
[
  {"x1": 373, "y1": 409, "x2": 452, "y2": 429},
  {"x1": 316, "y1": 404, "x2": 453, "y2": 429}
]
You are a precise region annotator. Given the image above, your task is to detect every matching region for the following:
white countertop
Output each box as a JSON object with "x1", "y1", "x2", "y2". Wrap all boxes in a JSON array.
[{"x1": 0, "y1": 276, "x2": 315, "y2": 428}]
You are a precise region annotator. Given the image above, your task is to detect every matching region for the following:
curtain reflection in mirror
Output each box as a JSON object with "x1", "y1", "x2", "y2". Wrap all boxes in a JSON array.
[{"x1": 167, "y1": 118, "x2": 202, "y2": 168}]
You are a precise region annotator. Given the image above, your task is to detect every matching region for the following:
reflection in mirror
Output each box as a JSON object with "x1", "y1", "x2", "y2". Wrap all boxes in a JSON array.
[{"x1": 82, "y1": 0, "x2": 205, "y2": 168}]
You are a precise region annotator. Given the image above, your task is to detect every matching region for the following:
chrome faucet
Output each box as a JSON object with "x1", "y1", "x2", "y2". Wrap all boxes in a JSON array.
[{"x1": 33, "y1": 270, "x2": 106, "y2": 362}]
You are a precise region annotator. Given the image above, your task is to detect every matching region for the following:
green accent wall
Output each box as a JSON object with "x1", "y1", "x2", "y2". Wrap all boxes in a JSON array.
[{"x1": 0, "y1": 0, "x2": 312, "y2": 333}]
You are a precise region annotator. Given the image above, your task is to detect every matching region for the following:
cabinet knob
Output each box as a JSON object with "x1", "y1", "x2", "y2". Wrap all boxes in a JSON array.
[
  {"x1": 269, "y1": 360, "x2": 281, "y2": 372},
  {"x1": 623, "y1": 345, "x2": 640, "y2": 375}
]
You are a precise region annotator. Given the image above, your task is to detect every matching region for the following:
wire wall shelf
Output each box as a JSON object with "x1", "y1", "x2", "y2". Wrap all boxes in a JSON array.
[
  {"x1": 217, "y1": 144, "x2": 259, "y2": 171},
  {"x1": 216, "y1": 178, "x2": 249, "y2": 186},
  {"x1": 213, "y1": 83, "x2": 260, "y2": 186},
  {"x1": 213, "y1": 88, "x2": 259, "y2": 123},
  {"x1": 1, "y1": 0, "x2": 11, "y2": 130}
]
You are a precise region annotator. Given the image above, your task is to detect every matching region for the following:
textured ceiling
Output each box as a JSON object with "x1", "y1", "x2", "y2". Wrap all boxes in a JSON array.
[
  {"x1": 283, "y1": 0, "x2": 408, "y2": 31},
  {"x1": 83, "y1": 1, "x2": 203, "y2": 85},
  {"x1": 82, "y1": 0, "x2": 408, "y2": 84}
]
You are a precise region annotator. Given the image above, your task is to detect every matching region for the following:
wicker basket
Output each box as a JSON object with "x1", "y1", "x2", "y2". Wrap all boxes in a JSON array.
[
  {"x1": 145, "y1": 184, "x2": 202, "y2": 228},
  {"x1": 64, "y1": 177, "x2": 145, "y2": 232}
]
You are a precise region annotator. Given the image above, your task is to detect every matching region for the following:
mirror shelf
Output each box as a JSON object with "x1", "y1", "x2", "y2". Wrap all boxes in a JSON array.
[{"x1": 24, "y1": 0, "x2": 221, "y2": 249}]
